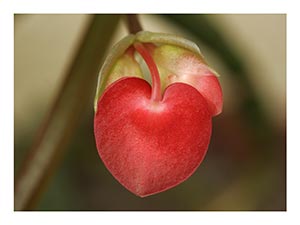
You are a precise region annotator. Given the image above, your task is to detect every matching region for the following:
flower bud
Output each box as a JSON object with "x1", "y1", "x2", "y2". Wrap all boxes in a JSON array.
[{"x1": 95, "y1": 31, "x2": 223, "y2": 116}]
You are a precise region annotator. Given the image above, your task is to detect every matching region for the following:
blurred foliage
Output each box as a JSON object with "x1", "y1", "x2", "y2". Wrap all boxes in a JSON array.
[
  {"x1": 14, "y1": 14, "x2": 286, "y2": 210},
  {"x1": 14, "y1": 14, "x2": 121, "y2": 210}
]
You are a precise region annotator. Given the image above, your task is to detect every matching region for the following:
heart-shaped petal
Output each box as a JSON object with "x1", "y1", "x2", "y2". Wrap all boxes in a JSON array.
[{"x1": 94, "y1": 77, "x2": 212, "y2": 197}]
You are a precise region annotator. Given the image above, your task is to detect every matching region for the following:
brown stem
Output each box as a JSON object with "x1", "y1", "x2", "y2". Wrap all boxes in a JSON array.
[
  {"x1": 14, "y1": 15, "x2": 120, "y2": 210},
  {"x1": 126, "y1": 14, "x2": 142, "y2": 34}
]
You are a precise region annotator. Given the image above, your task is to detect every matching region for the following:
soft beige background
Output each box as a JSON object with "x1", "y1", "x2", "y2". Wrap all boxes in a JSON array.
[{"x1": 14, "y1": 14, "x2": 286, "y2": 210}]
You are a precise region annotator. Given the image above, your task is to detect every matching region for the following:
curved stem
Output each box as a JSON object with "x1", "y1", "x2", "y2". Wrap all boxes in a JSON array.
[
  {"x1": 134, "y1": 42, "x2": 162, "y2": 102},
  {"x1": 14, "y1": 15, "x2": 120, "y2": 210}
]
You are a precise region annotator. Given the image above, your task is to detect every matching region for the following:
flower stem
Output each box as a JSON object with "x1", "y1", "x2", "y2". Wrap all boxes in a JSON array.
[
  {"x1": 134, "y1": 42, "x2": 162, "y2": 102},
  {"x1": 126, "y1": 14, "x2": 142, "y2": 34}
]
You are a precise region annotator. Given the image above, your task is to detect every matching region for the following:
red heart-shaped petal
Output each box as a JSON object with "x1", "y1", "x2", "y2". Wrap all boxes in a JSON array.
[{"x1": 94, "y1": 77, "x2": 212, "y2": 197}]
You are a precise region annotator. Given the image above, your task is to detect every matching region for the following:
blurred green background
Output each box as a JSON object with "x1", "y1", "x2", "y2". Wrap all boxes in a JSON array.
[{"x1": 14, "y1": 14, "x2": 286, "y2": 210}]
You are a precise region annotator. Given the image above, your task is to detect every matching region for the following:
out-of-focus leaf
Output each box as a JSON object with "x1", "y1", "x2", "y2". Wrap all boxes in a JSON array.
[{"x1": 162, "y1": 14, "x2": 272, "y2": 137}]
